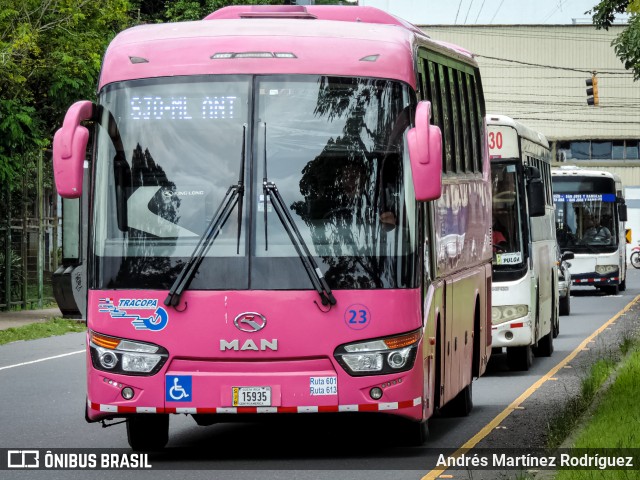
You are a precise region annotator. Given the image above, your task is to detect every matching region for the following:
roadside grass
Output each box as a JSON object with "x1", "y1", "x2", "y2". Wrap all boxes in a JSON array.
[
  {"x1": 554, "y1": 345, "x2": 640, "y2": 480},
  {"x1": 0, "y1": 318, "x2": 86, "y2": 345},
  {"x1": 547, "y1": 358, "x2": 616, "y2": 449}
]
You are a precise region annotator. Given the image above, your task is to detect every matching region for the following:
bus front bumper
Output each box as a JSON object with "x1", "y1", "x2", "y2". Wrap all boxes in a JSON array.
[
  {"x1": 572, "y1": 270, "x2": 619, "y2": 287},
  {"x1": 85, "y1": 355, "x2": 426, "y2": 423},
  {"x1": 491, "y1": 315, "x2": 534, "y2": 348}
]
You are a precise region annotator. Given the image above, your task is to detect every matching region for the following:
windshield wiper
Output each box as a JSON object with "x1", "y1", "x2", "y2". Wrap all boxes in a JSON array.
[
  {"x1": 261, "y1": 122, "x2": 336, "y2": 310},
  {"x1": 164, "y1": 125, "x2": 247, "y2": 308}
]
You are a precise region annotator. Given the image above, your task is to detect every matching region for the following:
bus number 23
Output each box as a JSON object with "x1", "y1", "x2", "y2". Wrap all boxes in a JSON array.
[
  {"x1": 344, "y1": 304, "x2": 371, "y2": 330},
  {"x1": 348, "y1": 310, "x2": 368, "y2": 324}
]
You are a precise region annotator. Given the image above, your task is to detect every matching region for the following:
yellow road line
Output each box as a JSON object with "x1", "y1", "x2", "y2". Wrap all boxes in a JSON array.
[{"x1": 421, "y1": 294, "x2": 640, "y2": 480}]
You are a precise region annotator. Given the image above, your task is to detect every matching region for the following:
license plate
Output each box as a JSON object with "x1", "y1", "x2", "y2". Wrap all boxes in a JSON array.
[{"x1": 232, "y1": 386, "x2": 272, "y2": 407}]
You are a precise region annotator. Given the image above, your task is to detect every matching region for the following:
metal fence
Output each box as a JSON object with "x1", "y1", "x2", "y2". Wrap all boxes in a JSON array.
[{"x1": 0, "y1": 151, "x2": 58, "y2": 310}]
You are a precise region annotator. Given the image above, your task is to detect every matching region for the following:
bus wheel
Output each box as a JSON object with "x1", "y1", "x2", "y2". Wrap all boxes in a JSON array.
[
  {"x1": 400, "y1": 419, "x2": 429, "y2": 446},
  {"x1": 604, "y1": 285, "x2": 619, "y2": 295},
  {"x1": 507, "y1": 346, "x2": 533, "y2": 371},
  {"x1": 441, "y1": 381, "x2": 473, "y2": 417},
  {"x1": 619, "y1": 278, "x2": 626, "y2": 291},
  {"x1": 533, "y1": 330, "x2": 554, "y2": 357},
  {"x1": 559, "y1": 293, "x2": 570, "y2": 317},
  {"x1": 126, "y1": 414, "x2": 169, "y2": 451}
]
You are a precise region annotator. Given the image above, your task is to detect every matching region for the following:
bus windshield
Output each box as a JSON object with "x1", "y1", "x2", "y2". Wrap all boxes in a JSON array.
[
  {"x1": 553, "y1": 176, "x2": 618, "y2": 253},
  {"x1": 92, "y1": 75, "x2": 418, "y2": 291},
  {"x1": 491, "y1": 161, "x2": 525, "y2": 267}
]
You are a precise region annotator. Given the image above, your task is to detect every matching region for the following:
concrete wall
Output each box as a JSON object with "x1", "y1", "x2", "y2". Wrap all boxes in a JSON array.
[{"x1": 420, "y1": 25, "x2": 640, "y2": 141}]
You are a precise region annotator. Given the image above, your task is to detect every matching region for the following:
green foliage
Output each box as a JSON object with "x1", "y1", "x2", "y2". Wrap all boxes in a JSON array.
[
  {"x1": 0, "y1": 0, "x2": 353, "y2": 186},
  {"x1": 163, "y1": 0, "x2": 291, "y2": 23},
  {"x1": 589, "y1": 0, "x2": 640, "y2": 80},
  {"x1": 0, "y1": 317, "x2": 85, "y2": 345},
  {"x1": 0, "y1": 0, "x2": 130, "y2": 185}
]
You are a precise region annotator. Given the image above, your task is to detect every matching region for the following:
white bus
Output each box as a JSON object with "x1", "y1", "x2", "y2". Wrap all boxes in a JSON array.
[
  {"x1": 488, "y1": 115, "x2": 559, "y2": 371},
  {"x1": 552, "y1": 167, "x2": 627, "y2": 295}
]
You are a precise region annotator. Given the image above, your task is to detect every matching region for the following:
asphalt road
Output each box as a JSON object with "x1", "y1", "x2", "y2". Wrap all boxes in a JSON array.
[{"x1": 2, "y1": 269, "x2": 639, "y2": 480}]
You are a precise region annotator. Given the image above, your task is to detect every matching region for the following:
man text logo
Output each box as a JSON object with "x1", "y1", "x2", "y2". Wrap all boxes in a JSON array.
[{"x1": 220, "y1": 339, "x2": 278, "y2": 351}]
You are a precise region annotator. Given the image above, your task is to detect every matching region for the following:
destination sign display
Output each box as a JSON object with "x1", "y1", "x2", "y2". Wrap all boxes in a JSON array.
[
  {"x1": 129, "y1": 95, "x2": 238, "y2": 120},
  {"x1": 553, "y1": 193, "x2": 616, "y2": 203}
]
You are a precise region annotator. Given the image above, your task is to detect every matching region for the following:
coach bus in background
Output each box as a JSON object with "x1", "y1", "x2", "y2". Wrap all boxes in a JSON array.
[
  {"x1": 488, "y1": 115, "x2": 558, "y2": 371},
  {"x1": 552, "y1": 167, "x2": 627, "y2": 295},
  {"x1": 51, "y1": 5, "x2": 492, "y2": 450}
]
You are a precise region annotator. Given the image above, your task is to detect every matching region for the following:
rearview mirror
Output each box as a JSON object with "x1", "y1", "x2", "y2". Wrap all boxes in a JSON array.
[
  {"x1": 561, "y1": 251, "x2": 574, "y2": 261},
  {"x1": 525, "y1": 166, "x2": 545, "y2": 217},
  {"x1": 407, "y1": 101, "x2": 443, "y2": 201},
  {"x1": 618, "y1": 203, "x2": 628, "y2": 222},
  {"x1": 52, "y1": 101, "x2": 95, "y2": 198}
]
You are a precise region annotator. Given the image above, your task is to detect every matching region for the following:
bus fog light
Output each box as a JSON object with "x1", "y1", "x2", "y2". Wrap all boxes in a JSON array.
[
  {"x1": 121, "y1": 353, "x2": 162, "y2": 373},
  {"x1": 370, "y1": 387, "x2": 383, "y2": 400},
  {"x1": 387, "y1": 348, "x2": 412, "y2": 369},
  {"x1": 99, "y1": 350, "x2": 118, "y2": 369},
  {"x1": 121, "y1": 387, "x2": 134, "y2": 400},
  {"x1": 505, "y1": 331, "x2": 514, "y2": 340},
  {"x1": 342, "y1": 353, "x2": 383, "y2": 372}
]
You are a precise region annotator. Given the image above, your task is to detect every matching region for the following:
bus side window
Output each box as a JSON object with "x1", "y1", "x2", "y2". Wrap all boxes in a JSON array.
[
  {"x1": 448, "y1": 67, "x2": 462, "y2": 173},
  {"x1": 465, "y1": 74, "x2": 479, "y2": 173},
  {"x1": 458, "y1": 70, "x2": 473, "y2": 173},
  {"x1": 468, "y1": 75, "x2": 484, "y2": 173},
  {"x1": 438, "y1": 64, "x2": 454, "y2": 174}
]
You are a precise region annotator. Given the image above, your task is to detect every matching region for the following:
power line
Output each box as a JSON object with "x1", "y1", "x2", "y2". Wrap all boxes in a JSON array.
[
  {"x1": 475, "y1": 54, "x2": 634, "y2": 75},
  {"x1": 464, "y1": 0, "x2": 475, "y2": 25},
  {"x1": 474, "y1": 0, "x2": 487, "y2": 23},
  {"x1": 490, "y1": 0, "x2": 505, "y2": 24},
  {"x1": 455, "y1": 0, "x2": 464, "y2": 24},
  {"x1": 541, "y1": 0, "x2": 571, "y2": 23}
]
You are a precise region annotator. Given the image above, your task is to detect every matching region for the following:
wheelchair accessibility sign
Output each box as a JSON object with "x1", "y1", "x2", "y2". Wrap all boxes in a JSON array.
[{"x1": 166, "y1": 376, "x2": 192, "y2": 402}]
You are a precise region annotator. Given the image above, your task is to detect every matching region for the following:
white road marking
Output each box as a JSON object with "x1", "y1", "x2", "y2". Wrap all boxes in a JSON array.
[{"x1": 0, "y1": 350, "x2": 84, "y2": 371}]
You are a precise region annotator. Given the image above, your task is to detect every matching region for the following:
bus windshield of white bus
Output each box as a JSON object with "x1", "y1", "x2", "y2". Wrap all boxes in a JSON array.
[
  {"x1": 491, "y1": 162, "x2": 525, "y2": 267},
  {"x1": 553, "y1": 177, "x2": 618, "y2": 253},
  {"x1": 91, "y1": 75, "x2": 419, "y2": 291}
]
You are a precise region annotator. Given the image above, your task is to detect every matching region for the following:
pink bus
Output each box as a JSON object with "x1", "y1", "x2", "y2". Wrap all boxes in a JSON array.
[{"x1": 52, "y1": 5, "x2": 492, "y2": 450}]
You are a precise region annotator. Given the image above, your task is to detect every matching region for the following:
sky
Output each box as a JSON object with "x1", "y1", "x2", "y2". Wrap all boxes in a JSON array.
[{"x1": 356, "y1": 0, "x2": 628, "y2": 25}]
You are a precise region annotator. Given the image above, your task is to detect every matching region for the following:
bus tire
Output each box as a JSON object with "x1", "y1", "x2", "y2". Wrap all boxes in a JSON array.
[
  {"x1": 441, "y1": 381, "x2": 473, "y2": 417},
  {"x1": 559, "y1": 293, "x2": 570, "y2": 317},
  {"x1": 533, "y1": 330, "x2": 553, "y2": 357},
  {"x1": 619, "y1": 278, "x2": 626, "y2": 291},
  {"x1": 507, "y1": 345, "x2": 533, "y2": 371},
  {"x1": 126, "y1": 414, "x2": 169, "y2": 451},
  {"x1": 604, "y1": 285, "x2": 619, "y2": 295},
  {"x1": 400, "y1": 419, "x2": 429, "y2": 446}
]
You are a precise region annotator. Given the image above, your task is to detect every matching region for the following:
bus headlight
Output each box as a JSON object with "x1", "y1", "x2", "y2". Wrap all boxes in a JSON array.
[
  {"x1": 334, "y1": 330, "x2": 420, "y2": 376},
  {"x1": 492, "y1": 305, "x2": 528, "y2": 325},
  {"x1": 595, "y1": 265, "x2": 617, "y2": 275},
  {"x1": 89, "y1": 331, "x2": 168, "y2": 376}
]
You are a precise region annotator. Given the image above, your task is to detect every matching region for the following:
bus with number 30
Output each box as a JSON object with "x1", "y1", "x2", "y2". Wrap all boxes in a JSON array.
[
  {"x1": 488, "y1": 115, "x2": 559, "y2": 371},
  {"x1": 52, "y1": 5, "x2": 492, "y2": 450}
]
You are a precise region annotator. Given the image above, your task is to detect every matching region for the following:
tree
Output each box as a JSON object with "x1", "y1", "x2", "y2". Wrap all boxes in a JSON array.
[
  {"x1": 0, "y1": 0, "x2": 130, "y2": 183},
  {"x1": 589, "y1": 0, "x2": 640, "y2": 80}
]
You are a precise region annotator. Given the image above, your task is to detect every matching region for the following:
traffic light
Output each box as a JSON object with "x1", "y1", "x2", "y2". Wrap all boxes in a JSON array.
[{"x1": 586, "y1": 75, "x2": 599, "y2": 106}]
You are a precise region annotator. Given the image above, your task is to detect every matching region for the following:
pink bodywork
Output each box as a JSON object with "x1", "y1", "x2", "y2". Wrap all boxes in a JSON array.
[
  {"x1": 52, "y1": 101, "x2": 93, "y2": 198},
  {"x1": 73, "y1": 5, "x2": 490, "y2": 424},
  {"x1": 87, "y1": 288, "x2": 426, "y2": 421},
  {"x1": 97, "y1": 9, "x2": 426, "y2": 91}
]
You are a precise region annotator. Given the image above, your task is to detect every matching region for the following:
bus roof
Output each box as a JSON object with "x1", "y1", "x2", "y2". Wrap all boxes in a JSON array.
[
  {"x1": 99, "y1": 6, "x2": 476, "y2": 91},
  {"x1": 551, "y1": 166, "x2": 622, "y2": 182},
  {"x1": 486, "y1": 114, "x2": 549, "y2": 149}
]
